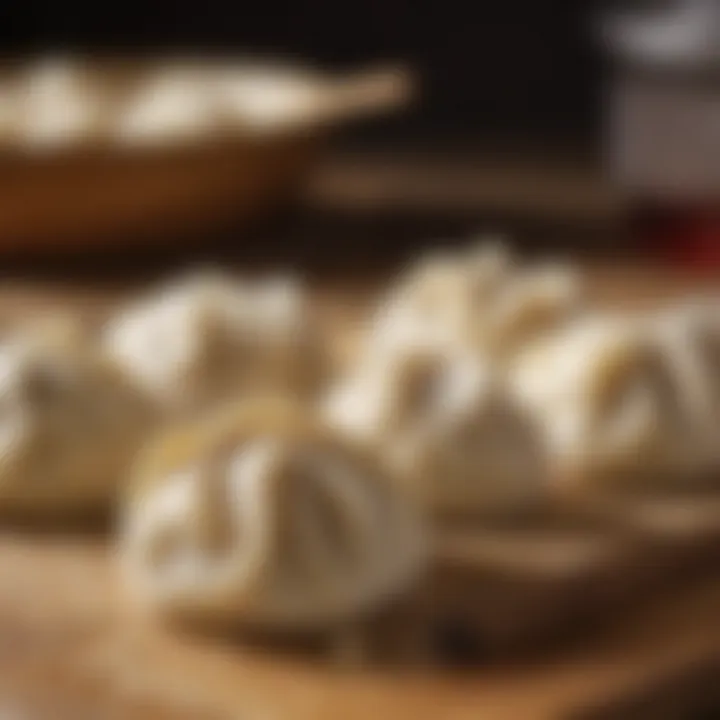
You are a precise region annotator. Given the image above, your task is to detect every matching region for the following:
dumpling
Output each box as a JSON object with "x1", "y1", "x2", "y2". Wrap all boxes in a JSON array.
[
  {"x1": 651, "y1": 298, "x2": 720, "y2": 474},
  {"x1": 213, "y1": 65, "x2": 323, "y2": 131},
  {"x1": 0, "y1": 317, "x2": 154, "y2": 515},
  {"x1": 510, "y1": 314, "x2": 691, "y2": 491},
  {"x1": 368, "y1": 240, "x2": 511, "y2": 356},
  {"x1": 114, "y1": 66, "x2": 220, "y2": 146},
  {"x1": 325, "y1": 339, "x2": 547, "y2": 517},
  {"x1": 15, "y1": 57, "x2": 107, "y2": 149},
  {"x1": 120, "y1": 399, "x2": 426, "y2": 631},
  {"x1": 103, "y1": 270, "x2": 324, "y2": 416},
  {"x1": 476, "y1": 263, "x2": 582, "y2": 360},
  {"x1": 368, "y1": 240, "x2": 582, "y2": 365}
]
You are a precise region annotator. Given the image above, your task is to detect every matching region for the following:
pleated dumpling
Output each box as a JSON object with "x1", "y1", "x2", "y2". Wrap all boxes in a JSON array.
[
  {"x1": 15, "y1": 57, "x2": 108, "y2": 149},
  {"x1": 476, "y1": 263, "x2": 582, "y2": 360},
  {"x1": 103, "y1": 270, "x2": 324, "y2": 416},
  {"x1": 0, "y1": 317, "x2": 154, "y2": 515},
  {"x1": 368, "y1": 240, "x2": 582, "y2": 365},
  {"x1": 369, "y1": 240, "x2": 510, "y2": 355},
  {"x1": 325, "y1": 339, "x2": 547, "y2": 516},
  {"x1": 121, "y1": 400, "x2": 426, "y2": 631},
  {"x1": 651, "y1": 298, "x2": 720, "y2": 473},
  {"x1": 511, "y1": 315, "x2": 690, "y2": 490}
]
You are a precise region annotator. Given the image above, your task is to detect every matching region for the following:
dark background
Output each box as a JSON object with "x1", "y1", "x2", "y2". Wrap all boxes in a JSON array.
[
  {"x1": 0, "y1": 1, "x2": 623, "y2": 148},
  {"x1": 0, "y1": 0, "x2": 651, "y2": 276}
]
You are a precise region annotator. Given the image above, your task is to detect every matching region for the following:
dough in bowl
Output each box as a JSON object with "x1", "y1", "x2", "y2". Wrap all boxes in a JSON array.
[
  {"x1": 0, "y1": 317, "x2": 154, "y2": 515},
  {"x1": 511, "y1": 314, "x2": 692, "y2": 491},
  {"x1": 14, "y1": 57, "x2": 109, "y2": 149},
  {"x1": 103, "y1": 270, "x2": 324, "y2": 416},
  {"x1": 121, "y1": 399, "x2": 427, "y2": 631},
  {"x1": 114, "y1": 65, "x2": 221, "y2": 146},
  {"x1": 325, "y1": 336, "x2": 548, "y2": 517}
]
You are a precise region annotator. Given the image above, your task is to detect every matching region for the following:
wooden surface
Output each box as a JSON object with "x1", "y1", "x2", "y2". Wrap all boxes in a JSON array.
[
  {"x1": 0, "y1": 266, "x2": 719, "y2": 720},
  {"x1": 0, "y1": 532, "x2": 719, "y2": 720}
]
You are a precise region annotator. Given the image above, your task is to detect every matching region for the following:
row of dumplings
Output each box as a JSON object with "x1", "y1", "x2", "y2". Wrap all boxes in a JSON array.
[
  {"x1": 329, "y1": 243, "x2": 720, "y2": 514},
  {"x1": 2, "y1": 243, "x2": 718, "y2": 635},
  {"x1": 0, "y1": 270, "x2": 322, "y2": 515},
  {"x1": 0, "y1": 270, "x2": 424, "y2": 632},
  {"x1": 0, "y1": 57, "x2": 321, "y2": 151}
]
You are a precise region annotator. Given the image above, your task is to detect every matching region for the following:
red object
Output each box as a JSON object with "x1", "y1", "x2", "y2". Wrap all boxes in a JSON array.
[
  {"x1": 630, "y1": 201, "x2": 720, "y2": 270},
  {"x1": 604, "y1": 4, "x2": 720, "y2": 271}
]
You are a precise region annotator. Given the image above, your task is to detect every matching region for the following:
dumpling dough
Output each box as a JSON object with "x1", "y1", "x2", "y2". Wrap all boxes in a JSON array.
[
  {"x1": 115, "y1": 63, "x2": 326, "y2": 144},
  {"x1": 115, "y1": 66, "x2": 220, "y2": 146},
  {"x1": 477, "y1": 263, "x2": 582, "y2": 360},
  {"x1": 0, "y1": 318, "x2": 154, "y2": 514},
  {"x1": 15, "y1": 58, "x2": 107, "y2": 149},
  {"x1": 651, "y1": 298, "x2": 720, "y2": 473},
  {"x1": 369, "y1": 240, "x2": 511, "y2": 355},
  {"x1": 368, "y1": 240, "x2": 581, "y2": 363},
  {"x1": 121, "y1": 400, "x2": 426, "y2": 631},
  {"x1": 213, "y1": 65, "x2": 324, "y2": 131},
  {"x1": 511, "y1": 315, "x2": 691, "y2": 490},
  {"x1": 325, "y1": 339, "x2": 547, "y2": 516},
  {"x1": 103, "y1": 270, "x2": 324, "y2": 416}
]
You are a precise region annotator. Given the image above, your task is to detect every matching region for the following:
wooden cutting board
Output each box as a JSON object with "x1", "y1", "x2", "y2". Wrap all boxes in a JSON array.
[
  {"x1": 0, "y1": 533, "x2": 718, "y2": 720},
  {"x1": 0, "y1": 266, "x2": 718, "y2": 720}
]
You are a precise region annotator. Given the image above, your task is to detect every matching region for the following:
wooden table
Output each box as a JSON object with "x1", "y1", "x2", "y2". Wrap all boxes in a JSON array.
[{"x1": 0, "y1": 266, "x2": 718, "y2": 720}]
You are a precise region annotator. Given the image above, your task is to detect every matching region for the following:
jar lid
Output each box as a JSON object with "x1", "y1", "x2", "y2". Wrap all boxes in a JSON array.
[{"x1": 602, "y1": 1, "x2": 720, "y2": 70}]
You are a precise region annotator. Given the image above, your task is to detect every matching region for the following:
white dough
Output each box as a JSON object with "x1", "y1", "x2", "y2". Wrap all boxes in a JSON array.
[
  {"x1": 369, "y1": 240, "x2": 512, "y2": 356},
  {"x1": 115, "y1": 67, "x2": 220, "y2": 146},
  {"x1": 325, "y1": 339, "x2": 547, "y2": 516},
  {"x1": 0, "y1": 317, "x2": 154, "y2": 514},
  {"x1": 103, "y1": 270, "x2": 323, "y2": 416},
  {"x1": 368, "y1": 240, "x2": 582, "y2": 367},
  {"x1": 121, "y1": 401, "x2": 427, "y2": 630},
  {"x1": 511, "y1": 314, "x2": 692, "y2": 490},
  {"x1": 15, "y1": 58, "x2": 107, "y2": 149},
  {"x1": 478, "y1": 263, "x2": 582, "y2": 359},
  {"x1": 651, "y1": 297, "x2": 720, "y2": 473}
]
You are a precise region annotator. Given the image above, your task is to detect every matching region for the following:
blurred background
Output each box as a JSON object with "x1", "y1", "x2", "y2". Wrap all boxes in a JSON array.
[
  {"x1": 0, "y1": 2, "x2": 604, "y2": 143},
  {"x1": 0, "y1": 1, "x2": 622, "y2": 277},
  {"x1": 0, "y1": 0, "x2": 716, "y2": 275}
]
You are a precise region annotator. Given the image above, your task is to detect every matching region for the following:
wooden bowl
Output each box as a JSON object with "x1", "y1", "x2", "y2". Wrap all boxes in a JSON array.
[{"x1": 0, "y1": 58, "x2": 412, "y2": 251}]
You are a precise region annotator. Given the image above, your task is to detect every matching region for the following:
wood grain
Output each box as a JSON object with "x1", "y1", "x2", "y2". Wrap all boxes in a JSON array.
[
  {"x1": 0, "y1": 533, "x2": 718, "y2": 720},
  {"x1": 0, "y1": 266, "x2": 717, "y2": 719}
]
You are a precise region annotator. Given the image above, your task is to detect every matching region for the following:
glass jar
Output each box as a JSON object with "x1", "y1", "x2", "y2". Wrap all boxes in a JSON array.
[{"x1": 604, "y1": 0, "x2": 720, "y2": 268}]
